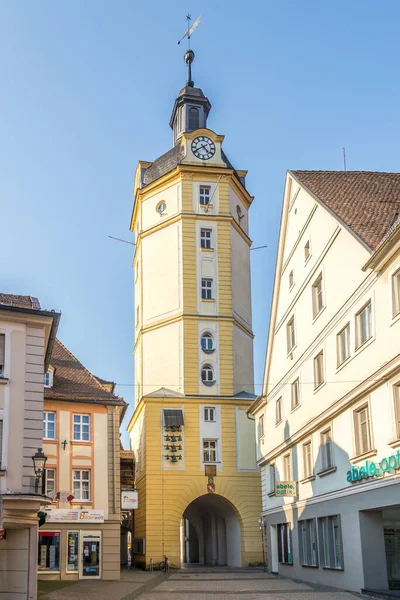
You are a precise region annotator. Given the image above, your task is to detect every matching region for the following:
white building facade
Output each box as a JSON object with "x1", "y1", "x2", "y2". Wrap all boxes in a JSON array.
[{"x1": 250, "y1": 171, "x2": 400, "y2": 592}]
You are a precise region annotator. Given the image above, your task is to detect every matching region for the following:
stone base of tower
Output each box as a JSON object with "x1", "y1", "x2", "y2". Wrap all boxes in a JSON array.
[{"x1": 132, "y1": 471, "x2": 263, "y2": 569}]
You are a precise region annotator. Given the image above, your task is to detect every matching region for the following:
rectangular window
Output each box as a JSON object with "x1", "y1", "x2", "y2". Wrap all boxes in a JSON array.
[
  {"x1": 200, "y1": 228, "x2": 212, "y2": 249},
  {"x1": 73, "y1": 414, "x2": 90, "y2": 441},
  {"x1": 354, "y1": 403, "x2": 372, "y2": 455},
  {"x1": 258, "y1": 414, "x2": 265, "y2": 439},
  {"x1": 45, "y1": 468, "x2": 56, "y2": 500},
  {"x1": 303, "y1": 441, "x2": 313, "y2": 478},
  {"x1": 289, "y1": 270, "x2": 294, "y2": 288},
  {"x1": 355, "y1": 301, "x2": 372, "y2": 348},
  {"x1": 269, "y1": 463, "x2": 276, "y2": 493},
  {"x1": 38, "y1": 532, "x2": 60, "y2": 571},
  {"x1": 204, "y1": 406, "x2": 215, "y2": 422},
  {"x1": 0, "y1": 333, "x2": 4, "y2": 376},
  {"x1": 392, "y1": 269, "x2": 400, "y2": 317},
  {"x1": 277, "y1": 523, "x2": 293, "y2": 564},
  {"x1": 136, "y1": 304, "x2": 139, "y2": 326},
  {"x1": 318, "y1": 515, "x2": 343, "y2": 569},
  {"x1": 276, "y1": 397, "x2": 282, "y2": 425},
  {"x1": 291, "y1": 378, "x2": 300, "y2": 410},
  {"x1": 44, "y1": 371, "x2": 51, "y2": 387},
  {"x1": 304, "y1": 240, "x2": 311, "y2": 262},
  {"x1": 201, "y1": 278, "x2": 213, "y2": 300},
  {"x1": 283, "y1": 453, "x2": 291, "y2": 480},
  {"x1": 287, "y1": 317, "x2": 296, "y2": 353},
  {"x1": 43, "y1": 412, "x2": 56, "y2": 440},
  {"x1": 203, "y1": 439, "x2": 217, "y2": 463},
  {"x1": 337, "y1": 324, "x2": 350, "y2": 366},
  {"x1": 199, "y1": 185, "x2": 211, "y2": 205},
  {"x1": 72, "y1": 470, "x2": 90, "y2": 500},
  {"x1": 320, "y1": 428, "x2": 334, "y2": 471},
  {"x1": 299, "y1": 519, "x2": 318, "y2": 566},
  {"x1": 314, "y1": 351, "x2": 324, "y2": 390},
  {"x1": 312, "y1": 273, "x2": 324, "y2": 318},
  {"x1": 67, "y1": 532, "x2": 79, "y2": 572}
]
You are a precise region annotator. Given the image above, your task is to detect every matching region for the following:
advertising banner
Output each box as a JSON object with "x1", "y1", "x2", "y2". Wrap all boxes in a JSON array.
[{"x1": 45, "y1": 508, "x2": 104, "y2": 523}]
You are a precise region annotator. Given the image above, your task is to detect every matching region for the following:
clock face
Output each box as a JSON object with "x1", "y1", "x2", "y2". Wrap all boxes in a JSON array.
[{"x1": 191, "y1": 136, "x2": 216, "y2": 160}]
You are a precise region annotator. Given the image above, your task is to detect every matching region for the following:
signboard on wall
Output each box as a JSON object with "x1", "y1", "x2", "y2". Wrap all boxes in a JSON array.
[
  {"x1": 275, "y1": 481, "x2": 297, "y2": 497},
  {"x1": 45, "y1": 508, "x2": 104, "y2": 523},
  {"x1": 121, "y1": 490, "x2": 138, "y2": 510}
]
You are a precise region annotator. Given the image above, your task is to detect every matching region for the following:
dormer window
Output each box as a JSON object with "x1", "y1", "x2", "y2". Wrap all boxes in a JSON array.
[{"x1": 44, "y1": 369, "x2": 53, "y2": 388}]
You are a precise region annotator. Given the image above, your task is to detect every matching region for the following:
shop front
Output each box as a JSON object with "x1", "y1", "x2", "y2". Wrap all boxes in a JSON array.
[{"x1": 37, "y1": 507, "x2": 119, "y2": 581}]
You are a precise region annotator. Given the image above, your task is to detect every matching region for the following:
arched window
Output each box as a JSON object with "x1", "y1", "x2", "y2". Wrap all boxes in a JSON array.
[
  {"x1": 188, "y1": 107, "x2": 200, "y2": 131},
  {"x1": 201, "y1": 332, "x2": 215, "y2": 353},
  {"x1": 201, "y1": 364, "x2": 215, "y2": 386}
]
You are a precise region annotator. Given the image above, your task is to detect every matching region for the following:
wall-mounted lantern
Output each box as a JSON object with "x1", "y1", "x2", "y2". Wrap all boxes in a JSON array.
[{"x1": 32, "y1": 447, "x2": 47, "y2": 494}]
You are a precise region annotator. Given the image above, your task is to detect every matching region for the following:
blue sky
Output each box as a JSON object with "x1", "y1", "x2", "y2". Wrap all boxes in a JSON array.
[{"x1": 1, "y1": 1, "x2": 400, "y2": 446}]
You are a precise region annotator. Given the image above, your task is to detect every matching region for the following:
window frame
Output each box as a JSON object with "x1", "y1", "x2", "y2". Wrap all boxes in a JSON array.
[
  {"x1": 298, "y1": 518, "x2": 318, "y2": 567},
  {"x1": 392, "y1": 268, "x2": 400, "y2": 318},
  {"x1": 199, "y1": 185, "x2": 211, "y2": 206},
  {"x1": 203, "y1": 439, "x2": 217, "y2": 463},
  {"x1": 286, "y1": 316, "x2": 296, "y2": 353},
  {"x1": 66, "y1": 531, "x2": 79, "y2": 572},
  {"x1": 0, "y1": 333, "x2": 5, "y2": 377},
  {"x1": 312, "y1": 273, "x2": 324, "y2": 319},
  {"x1": 337, "y1": 323, "x2": 350, "y2": 367},
  {"x1": 45, "y1": 468, "x2": 56, "y2": 500},
  {"x1": 320, "y1": 427, "x2": 334, "y2": 472},
  {"x1": 353, "y1": 401, "x2": 373, "y2": 456},
  {"x1": 204, "y1": 406, "x2": 216, "y2": 422},
  {"x1": 277, "y1": 523, "x2": 293, "y2": 564},
  {"x1": 283, "y1": 452, "x2": 291, "y2": 481},
  {"x1": 313, "y1": 351, "x2": 325, "y2": 390},
  {"x1": 44, "y1": 370, "x2": 53, "y2": 388},
  {"x1": 37, "y1": 531, "x2": 61, "y2": 572},
  {"x1": 302, "y1": 440, "x2": 313, "y2": 479},
  {"x1": 201, "y1": 332, "x2": 215, "y2": 353},
  {"x1": 318, "y1": 514, "x2": 344, "y2": 570},
  {"x1": 275, "y1": 397, "x2": 282, "y2": 425},
  {"x1": 43, "y1": 412, "x2": 56, "y2": 440},
  {"x1": 289, "y1": 270, "x2": 294, "y2": 289},
  {"x1": 355, "y1": 301, "x2": 373, "y2": 349},
  {"x1": 268, "y1": 463, "x2": 276, "y2": 494},
  {"x1": 304, "y1": 240, "x2": 311, "y2": 263},
  {"x1": 201, "y1": 363, "x2": 215, "y2": 386},
  {"x1": 201, "y1": 278, "x2": 213, "y2": 300},
  {"x1": 73, "y1": 414, "x2": 90, "y2": 442},
  {"x1": 291, "y1": 378, "x2": 300, "y2": 410},
  {"x1": 200, "y1": 228, "x2": 212, "y2": 249},
  {"x1": 258, "y1": 414, "x2": 265, "y2": 439},
  {"x1": 72, "y1": 469, "x2": 91, "y2": 501}
]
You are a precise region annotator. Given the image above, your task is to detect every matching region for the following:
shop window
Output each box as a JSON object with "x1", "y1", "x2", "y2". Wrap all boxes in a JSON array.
[
  {"x1": 353, "y1": 403, "x2": 372, "y2": 456},
  {"x1": 337, "y1": 324, "x2": 350, "y2": 366},
  {"x1": 38, "y1": 532, "x2": 60, "y2": 571},
  {"x1": 67, "y1": 531, "x2": 79, "y2": 572},
  {"x1": 298, "y1": 519, "x2": 318, "y2": 566},
  {"x1": 318, "y1": 515, "x2": 344, "y2": 569},
  {"x1": 277, "y1": 523, "x2": 293, "y2": 564},
  {"x1": 291, "y1": 379, "x2": 300, "y2": 410},
  {"x1": 355, "y1": 301, "x2": 372, "y2": 349}
]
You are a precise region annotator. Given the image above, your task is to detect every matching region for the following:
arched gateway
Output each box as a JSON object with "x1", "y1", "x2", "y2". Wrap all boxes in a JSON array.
[{"x1": 181, "y1": 494, "x2": 242, "y2": 567}]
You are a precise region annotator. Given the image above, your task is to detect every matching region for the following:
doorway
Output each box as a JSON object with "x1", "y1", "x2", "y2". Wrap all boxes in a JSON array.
[
  {"x1": 79, "y1": 532, "x2": 101, "y2": 579},
  {"x1": 182, "y1": 494, "x2": 241, "y2": 567},
  {"x1": 385, "y1": 528, "x2": 400, "y2": 589}
]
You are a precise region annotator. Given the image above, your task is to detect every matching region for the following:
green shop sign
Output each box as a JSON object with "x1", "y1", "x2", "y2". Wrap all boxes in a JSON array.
[{"x1": 347, "y1": 451, "x2": 400, "y2": 483}]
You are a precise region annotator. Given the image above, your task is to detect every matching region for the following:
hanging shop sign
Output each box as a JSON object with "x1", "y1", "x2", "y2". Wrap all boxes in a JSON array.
[
  {"x1": 275, "y1": 481, "x2": 297, "y2": 497},
  {"x1": 44, "y1": 508, "x2": 104, "y2": 523},
  {"x1": 347, "y1": 451, "x2": 400, "y2": 483},
  {"x1": 121, "y1": 490, "x2": 138, "y2": 510}
]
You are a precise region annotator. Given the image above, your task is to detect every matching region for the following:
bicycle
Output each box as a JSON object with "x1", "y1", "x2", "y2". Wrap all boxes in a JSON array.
[{"x1": 158, "y1": 555, "x2": 169, "y2": 572}]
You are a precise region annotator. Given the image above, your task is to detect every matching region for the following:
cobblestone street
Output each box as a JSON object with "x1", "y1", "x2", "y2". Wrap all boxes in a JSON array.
[{"x1": 38, "y1": 568, "x2": 365, "y2": 600}]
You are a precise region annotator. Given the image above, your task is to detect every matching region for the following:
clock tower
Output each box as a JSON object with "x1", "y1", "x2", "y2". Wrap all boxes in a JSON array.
[{"x1": 128, "y1": 49, "x2": 263, "y2": 569}]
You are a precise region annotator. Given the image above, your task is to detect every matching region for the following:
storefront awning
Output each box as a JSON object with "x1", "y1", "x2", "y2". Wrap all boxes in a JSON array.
[{"x1": 163, "y1": 409, "x2": 184, "y2": 427}]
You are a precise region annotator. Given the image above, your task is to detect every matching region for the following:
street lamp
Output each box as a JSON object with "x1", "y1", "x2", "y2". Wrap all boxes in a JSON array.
[
  {"x1": 32, "y1": 448, "x2": 47, "y2": 494},
  {"x1": 258, "y1": 517, "x2": 267, "y2": 572}
]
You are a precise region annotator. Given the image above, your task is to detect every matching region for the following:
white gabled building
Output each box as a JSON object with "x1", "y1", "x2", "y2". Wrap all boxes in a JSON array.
[{"x1": 249, "y1": 170, "x2": 400, "y2": 593}]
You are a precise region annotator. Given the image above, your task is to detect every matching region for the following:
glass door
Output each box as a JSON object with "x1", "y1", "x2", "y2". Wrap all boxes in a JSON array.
[{"x1": 79, "y1": 532, "x2": 101, "y2": 579}]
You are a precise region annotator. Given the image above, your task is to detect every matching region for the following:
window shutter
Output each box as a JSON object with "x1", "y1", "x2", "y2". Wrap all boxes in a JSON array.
[{"x1": 0, "y1": 334, "x2": 5, "y2": 368}]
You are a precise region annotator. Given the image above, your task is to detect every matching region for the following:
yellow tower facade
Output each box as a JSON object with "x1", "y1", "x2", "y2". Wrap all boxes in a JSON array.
[{"x1": 128, "y1": 52, "x2": 262, "y2": 568}]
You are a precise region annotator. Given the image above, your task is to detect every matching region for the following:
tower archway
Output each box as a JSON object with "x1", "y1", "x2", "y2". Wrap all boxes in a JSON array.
[{"x1": 181, "y1": 494, "x2": 242, "y2": 567}]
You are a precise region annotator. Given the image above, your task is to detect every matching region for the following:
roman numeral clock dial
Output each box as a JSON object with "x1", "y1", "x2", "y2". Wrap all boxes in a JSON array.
[{"x1": 191, "y1": 136, "x2": 216, "y2": 160}]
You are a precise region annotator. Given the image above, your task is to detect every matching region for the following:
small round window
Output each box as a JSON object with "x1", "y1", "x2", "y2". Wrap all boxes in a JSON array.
[
  {"x1": 201, "y1": 364, "x2": 215, "y2": 386},
  {"x1": 156, "y1": 201, "x2": 167, "y2": 215},
  {"x1": 201, "y1": 332, "x2": 215, "y2": 354},
  {"x1": 236, "y1": 205, "x2": 243, "y2": 221}
]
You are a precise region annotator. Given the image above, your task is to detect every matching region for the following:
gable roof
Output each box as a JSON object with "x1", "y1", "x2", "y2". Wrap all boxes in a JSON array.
[
  {"x1": 0, "y1": 294, "x2": 41, "y2": 310},
  {"x1": 290, "y1": 171, "x2": 400, "y2": 251},
  {"x1": 45, "y1": 339, "x2": 125, "y2": 408}
]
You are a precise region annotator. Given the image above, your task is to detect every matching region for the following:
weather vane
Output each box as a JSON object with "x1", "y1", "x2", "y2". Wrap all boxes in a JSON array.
[
  {"x1": 178, "y1": 14, "x2": 201, "y2": 48},
  {"x1": 177, "y1": 14, "x2": 201, "y2": 87}
]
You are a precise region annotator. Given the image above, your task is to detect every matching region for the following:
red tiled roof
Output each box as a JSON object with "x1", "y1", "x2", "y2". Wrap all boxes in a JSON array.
[
  {"x1": 290, "y1": 171, "x2": 400, "y2": 250},
  {"x1": 0, "y1": 294, "x2": 41, "y2": 310},
  {"x1": 45, "y1": 339, "x2": 124, "y2": 405}
]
